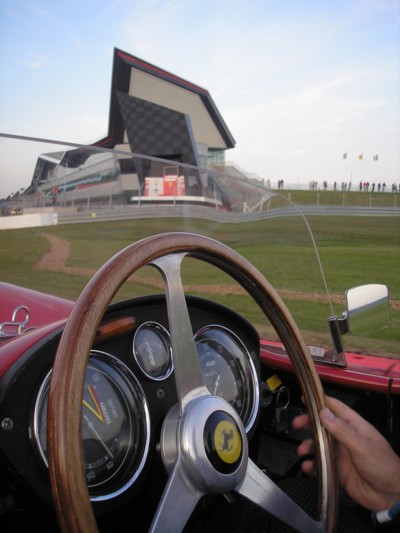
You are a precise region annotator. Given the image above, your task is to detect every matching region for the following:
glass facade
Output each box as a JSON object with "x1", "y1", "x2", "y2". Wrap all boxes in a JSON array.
[{"x1": 207, "y1": 150, "x2": 225, "y2": 168}]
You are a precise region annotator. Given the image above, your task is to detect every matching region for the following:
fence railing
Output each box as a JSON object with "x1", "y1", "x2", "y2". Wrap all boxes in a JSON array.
[{"x1": 1, "y1": 188, "x2": 399, "y2": 217}]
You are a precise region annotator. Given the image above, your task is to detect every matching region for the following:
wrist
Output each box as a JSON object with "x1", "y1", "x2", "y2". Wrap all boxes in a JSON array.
[
  {"x1": 372, "y1": 501, "x2": 400, "y2": 526},
  {"x1": 381, "y1": 452, "x2": 400, "y2": 510},
  {"x1": 389, "y1": 463, "x2": 400, "y2": 506}
]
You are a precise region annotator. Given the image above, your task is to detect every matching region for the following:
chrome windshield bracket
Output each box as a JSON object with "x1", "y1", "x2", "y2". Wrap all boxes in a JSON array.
[{"x1": 0, "y1": 305, "x2": 32, "y2": 339}]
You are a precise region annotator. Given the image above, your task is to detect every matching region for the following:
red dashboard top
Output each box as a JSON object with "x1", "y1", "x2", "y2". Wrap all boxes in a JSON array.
[{"x1": 261, "y1": 340, "x2": 400, "y2": 394}]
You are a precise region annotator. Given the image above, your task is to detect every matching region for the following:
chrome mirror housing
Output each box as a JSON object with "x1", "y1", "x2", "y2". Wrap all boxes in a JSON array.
[
  {"x1": 326, "y1": 284, "x2": 391, "y2": 366},
  {"x1": 346, "y1": 284, "x2": 391, "y2": 336}
]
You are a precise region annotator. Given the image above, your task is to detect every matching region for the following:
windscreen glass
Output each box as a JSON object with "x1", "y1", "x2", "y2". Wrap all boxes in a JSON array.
[{"x1": 1, "y1": 135, "x2": 398, "y2": 359}]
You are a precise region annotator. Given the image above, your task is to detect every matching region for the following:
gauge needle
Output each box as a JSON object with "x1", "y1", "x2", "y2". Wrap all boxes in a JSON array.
[
  {"x1": 83, "y1": 415, "x2": 114, "y2": 459},
  {"x1": 82, "y1": 384, "x2": 105, "y2": 422},
  {"x1": 214, "y1": 374, "x2": 220, "y2": 395},
  {"x1": 146, "y1": 342, "x2": 156, "y2": 367}
]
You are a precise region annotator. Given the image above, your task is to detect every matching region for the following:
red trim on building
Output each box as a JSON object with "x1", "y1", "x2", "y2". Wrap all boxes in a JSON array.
[{"x1": 117, "y1": 50, "x2": 209, "y2": 95}]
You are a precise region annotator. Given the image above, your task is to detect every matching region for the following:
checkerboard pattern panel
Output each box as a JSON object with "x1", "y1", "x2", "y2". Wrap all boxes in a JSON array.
[{"x1": 117, "y1": 91, "x2": 198, "y2": 167}]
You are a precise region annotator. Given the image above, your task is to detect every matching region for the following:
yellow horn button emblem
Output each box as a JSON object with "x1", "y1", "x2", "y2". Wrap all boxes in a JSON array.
[{"x1": 213, "y1": 420, "x2": 242, "y2": 464}]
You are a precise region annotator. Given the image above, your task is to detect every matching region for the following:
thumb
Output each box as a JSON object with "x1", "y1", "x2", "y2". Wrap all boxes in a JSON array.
[{"x1": 320, "y1": 407, "x2": 360, "y2": 451}]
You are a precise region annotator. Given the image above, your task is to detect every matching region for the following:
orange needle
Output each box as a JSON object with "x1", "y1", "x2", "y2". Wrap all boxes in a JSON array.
[{"x1": 82, "y1": 384, "x2": 105, "y2": 422}]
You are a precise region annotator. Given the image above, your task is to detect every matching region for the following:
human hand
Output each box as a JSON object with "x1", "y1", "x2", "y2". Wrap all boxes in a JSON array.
[{"x1": 292, "y1": 396, "x2": 400, "y2": 512}]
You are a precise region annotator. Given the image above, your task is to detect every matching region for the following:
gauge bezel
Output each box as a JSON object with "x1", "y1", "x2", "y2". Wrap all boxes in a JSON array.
[
  {"x1": 133, "y1": 321, "x2": 173, "y2": 381},
  {"x1": 32, "y1": 350, "x2": 151, "y2": 502},
  {"x1": 194, "y1": 324, "x2": 259, "y2": 433}
]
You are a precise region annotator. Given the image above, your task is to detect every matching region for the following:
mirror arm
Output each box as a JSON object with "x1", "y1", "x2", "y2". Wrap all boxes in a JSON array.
[
  {"x1": 338, "y1": 311, "x2": 349, "y2": 335},
  {"x1": 309, "y1": 315, "x2": 348, "y2": 367},
  {"x1": 328, "y1": 313, "x2": 349, "y2": 355}
]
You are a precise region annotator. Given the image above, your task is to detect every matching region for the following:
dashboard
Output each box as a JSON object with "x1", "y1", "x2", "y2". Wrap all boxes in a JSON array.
[
  {"x1": 0, "y1": 294, "x2": 261, "y2": 515},
  {"x1": 1, "y1": 289, "x2": 399, "y2": 533}
]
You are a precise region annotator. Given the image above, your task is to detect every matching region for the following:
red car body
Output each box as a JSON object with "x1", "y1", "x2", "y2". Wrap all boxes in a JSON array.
[{"x1": 2, "y1": 281, "x2": 399, "y2": 392}]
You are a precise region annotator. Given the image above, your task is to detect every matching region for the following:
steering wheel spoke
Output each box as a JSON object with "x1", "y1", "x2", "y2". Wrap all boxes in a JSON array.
[
  {"x1": 152, "y1": 254, "x2": 209, "y2": 411},
  {"x1": 237, "y1": 459, "x2": 325, "y2": 532},
  {"x1": 149, "y1": 457, "x2": 203, "y2": 532}
]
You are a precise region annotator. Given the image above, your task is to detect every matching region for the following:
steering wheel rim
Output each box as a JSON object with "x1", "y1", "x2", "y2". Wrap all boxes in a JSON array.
[{"x1": 48, "y1": 232, "x2": 338, "y2": 532}]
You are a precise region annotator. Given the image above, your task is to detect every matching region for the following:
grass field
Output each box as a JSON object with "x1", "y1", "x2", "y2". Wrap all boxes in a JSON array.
[
  {"x1": 274, "y1": 189, "x2": 399, "y2": 208},
  {"x1": 1, "y1": 212, "x2": 399, "y2": 358}
]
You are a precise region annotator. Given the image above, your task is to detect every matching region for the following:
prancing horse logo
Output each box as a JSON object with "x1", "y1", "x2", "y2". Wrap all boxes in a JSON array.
[
  {"x1": 213, "y1": 419, "x2": 241, "y2": 464},
  {"x1": 219, "y1": 428, "x2": 234, "y2": 452}
]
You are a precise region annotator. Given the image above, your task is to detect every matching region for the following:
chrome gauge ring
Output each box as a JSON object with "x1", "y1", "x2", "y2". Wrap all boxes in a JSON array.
[
  {"x1": 32, "y1": 351, "x2": 151, "y2": 501},
  {"x1": 133, "y1": 321, "x2": 173, "y2": 381},
  {"x1": 194, "y1": 325, "x2": 259, "y2": 433}
]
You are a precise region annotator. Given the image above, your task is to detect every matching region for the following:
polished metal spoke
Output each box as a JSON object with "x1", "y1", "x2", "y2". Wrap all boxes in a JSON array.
[
  {"x1": 152, "y1": 254, "x2": 210, "y2": 412},
  {"x1": 236, "y1": 458, "x2": 325, "y2": 533},
  {"x1": 149, "y1": 456, "x2": 203, "y2": 533}
]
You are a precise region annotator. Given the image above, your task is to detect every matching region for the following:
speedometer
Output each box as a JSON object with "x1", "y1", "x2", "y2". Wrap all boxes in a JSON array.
[
  {"x1": 196, "y1": 337, "x2": 244, "y2": 408},
  {"x1": 194, "y1": 325, "x2": 259, "y2": 433},
  {"x1": 32, "y1": 351, "x2": 150, "y2": 501}
]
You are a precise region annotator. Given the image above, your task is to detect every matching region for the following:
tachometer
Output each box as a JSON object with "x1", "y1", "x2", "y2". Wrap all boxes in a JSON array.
[
  {"x1": 32, "y1": 351, "x2": 150, "y2": 501},
  {"x1": 195, "y1": 325, "x2": 259, "y2": 433}
]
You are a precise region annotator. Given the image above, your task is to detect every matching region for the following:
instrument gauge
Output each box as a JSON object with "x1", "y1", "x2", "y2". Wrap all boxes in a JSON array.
[
  {"x1": 195, "y1": 325, "x2": 259, "y2": 433},
  {"x1": 133, "y1": 321, "x2": 172, "y2": 380},
  {"x1": 32, "y1": 351, "x2": 150, "y2": 501}
]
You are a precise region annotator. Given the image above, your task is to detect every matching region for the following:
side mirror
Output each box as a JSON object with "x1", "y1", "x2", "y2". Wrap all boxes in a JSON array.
[
  {"x1": 324, "y1": 284, "x2": 390, "y2": 367},
  {"x1": 346, "y1": 283, "x2": 391, "y2": 335}
]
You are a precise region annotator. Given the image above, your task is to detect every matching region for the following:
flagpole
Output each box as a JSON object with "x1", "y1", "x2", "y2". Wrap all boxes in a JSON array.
[
  {"x1": 373, "y1": 154, "x2": 379, "y2": 187},
  {"x1": 358, "y1": 153, "x2": 364, "y2": 190},
  {"x1": 342, "y1": 152, "x2": 349, "y2": 190}
]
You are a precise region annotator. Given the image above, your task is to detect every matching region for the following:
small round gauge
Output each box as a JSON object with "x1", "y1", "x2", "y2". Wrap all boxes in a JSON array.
[
  {"x1": 133, "y1": 321, "x2": 173, "y2": 380},
  {"x1": 194, "y1": 325, "x2": 259, "y2": 433},
  {"x1": 33, "y1": 351, "x2": 150, "y2": 501}
]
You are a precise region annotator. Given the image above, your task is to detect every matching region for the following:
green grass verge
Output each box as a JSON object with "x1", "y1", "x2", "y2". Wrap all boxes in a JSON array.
[
  {"x1": 274, "y1": 189, "x2": 399, "y2": 208},
  {"x1": 0, "y1": 214, "x2": 399, "y2": 357}
]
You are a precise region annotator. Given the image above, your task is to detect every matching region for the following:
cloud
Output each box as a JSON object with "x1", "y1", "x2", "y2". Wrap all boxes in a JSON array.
[
  {"x1": 20, "y1": 57, "x2": 53, "y2": 70},
  {"x1": 164, "y1": 0, "x2": 187, "y2": 13},
  {"x1": 349, "y1": 0, "x2": 400, "y2": 18}
]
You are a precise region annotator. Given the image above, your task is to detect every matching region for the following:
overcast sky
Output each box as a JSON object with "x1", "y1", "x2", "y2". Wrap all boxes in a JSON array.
[{"x1": 0, "y1": 0, "x2": 399, "y2": 197}]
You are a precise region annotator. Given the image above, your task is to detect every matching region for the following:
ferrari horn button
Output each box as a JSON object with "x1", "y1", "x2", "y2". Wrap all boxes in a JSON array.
[{"x1": 204, "y1": 411, "x2": 242, "y2": 473}]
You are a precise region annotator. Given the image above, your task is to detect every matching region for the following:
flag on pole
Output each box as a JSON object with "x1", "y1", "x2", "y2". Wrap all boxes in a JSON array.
[
  {"x1": 373, "y1": 154, "x2": 379, "y2": 161},
  {"x1": 358, "y1": 154, "x2": 363, "y2": 160},
  {"x1": 343, "y1": 153, "x2": 347, "y2": 159}
]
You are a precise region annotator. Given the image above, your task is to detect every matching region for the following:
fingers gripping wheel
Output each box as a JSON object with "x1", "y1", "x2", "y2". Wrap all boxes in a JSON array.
[{"x1": 47, "y1": 232, "x2": 338, "y2": 533}]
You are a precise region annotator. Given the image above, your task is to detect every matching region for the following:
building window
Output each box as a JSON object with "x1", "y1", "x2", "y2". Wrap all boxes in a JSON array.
[{"x1": 207, "y1": 150, "x2": 225, "y2": 167}]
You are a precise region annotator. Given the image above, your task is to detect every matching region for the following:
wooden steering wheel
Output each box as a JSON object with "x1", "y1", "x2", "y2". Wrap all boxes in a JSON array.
[{"x1": 48, "y1": 232, "x2": 338, "y2": 532}]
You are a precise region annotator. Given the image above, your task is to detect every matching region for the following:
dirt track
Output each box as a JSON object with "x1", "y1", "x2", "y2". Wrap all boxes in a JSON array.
[{"x1": 35, "y1": 233, "x2": 399, "y2": 309}]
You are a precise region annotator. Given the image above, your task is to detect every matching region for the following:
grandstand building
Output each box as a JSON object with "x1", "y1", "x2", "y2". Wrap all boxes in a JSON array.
[{"x1": 25, "y1": 48, "x2": 256, "y2": 209}]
